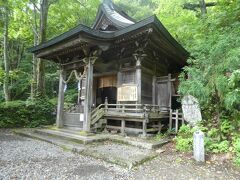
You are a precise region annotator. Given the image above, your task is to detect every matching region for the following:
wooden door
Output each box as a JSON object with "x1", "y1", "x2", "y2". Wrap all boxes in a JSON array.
[{"x1": 155, "y1": 74, "x2": 173, "y2": 110}]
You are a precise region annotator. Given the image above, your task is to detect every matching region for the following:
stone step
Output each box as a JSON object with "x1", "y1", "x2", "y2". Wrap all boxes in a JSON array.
[
  {"x1": 80, "y1": 141, "x2": 158, "y2": 169},
  {"x1": 54, "y1": 128, "x2": 95, "y2": 136},
  {"x1": 16, "y1": 127, "x2": 169, "y2": 149},
  {"x1": 14, "y1": 129, "x2": 160, "y2": 169},
  {"x1": 63, "y1": 126, "x2": 83, "y2": 131},
  {"x1": 14, "y1": 129, "x2": 86, "y2": 153},
  {"x1": 34, "y1": 129, "x2": 105, "y2": 144},
  {"x1": 37, "y1": 129, "x2": 169, "y2": 149}
]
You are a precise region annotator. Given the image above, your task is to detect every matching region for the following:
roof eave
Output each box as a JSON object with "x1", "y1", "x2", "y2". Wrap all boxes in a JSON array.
[
  {"x1": 29, "y1": 15, "x2": 189, "y2": 63},
  {"x1": 152, "y1": 15, "x2": 189, "y2": 58},
  {"x1": 28, "y1": 24, "x2": 114, "y2": 53}
]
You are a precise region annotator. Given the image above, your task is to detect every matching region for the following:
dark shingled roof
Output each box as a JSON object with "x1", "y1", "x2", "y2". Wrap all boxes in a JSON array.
[{"x1": 92, "y1": 0, "x2": 135, "y2": 30}]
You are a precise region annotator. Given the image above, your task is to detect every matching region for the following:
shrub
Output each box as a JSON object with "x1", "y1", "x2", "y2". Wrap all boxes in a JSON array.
[
  {"x1": 175, "y1": 124, "x2": 231, "y2": 153},
  {"x1": 0, "y1": 98, "x2": 55, "y2": 128},
  {"x1": 207, "y1": 140, "x2": 230, "y2": 153},
  {"x1": 175, "y1": 125, "x2": 194, "y2": 152},
  {"x1": 233, "y1": 138, "x2": 240, "y2": 166},
  {"x1": 175, "y1": 137, "x2": 193, "y2": 152}
]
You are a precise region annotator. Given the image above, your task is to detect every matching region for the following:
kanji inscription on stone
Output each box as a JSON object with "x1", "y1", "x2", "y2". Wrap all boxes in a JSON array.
[{"x1": 182, "y1": 95, "x2": 202, "y2": 125}]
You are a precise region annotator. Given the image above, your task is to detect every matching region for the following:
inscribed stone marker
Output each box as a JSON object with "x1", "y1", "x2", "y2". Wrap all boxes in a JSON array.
[
  {"x1": 193, "y1": 130, "x2": 205, "y2": 162},
  {"x1": 182, "y1": 95, "x2": 202, "y2": 125}
]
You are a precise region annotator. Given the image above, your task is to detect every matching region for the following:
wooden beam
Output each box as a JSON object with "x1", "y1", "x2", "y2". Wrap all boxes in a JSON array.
[
  {"x1": 36, "y1": 37, "x2": 87, "y2": 58},
  {"x1": 36, "y1": 33, "x2": 110, "y2": 59},
  {"x1": 106, "y1": 125, "x2": 143, "y2": 133},
  {"x1": 93, "y1": 71, "x2": 117, "y2": 77}
]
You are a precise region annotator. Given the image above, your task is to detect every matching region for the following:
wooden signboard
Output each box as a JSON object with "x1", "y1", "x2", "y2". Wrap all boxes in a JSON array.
[{"x1": 117, "y1": 85, "x2": 138, "y2": 101}]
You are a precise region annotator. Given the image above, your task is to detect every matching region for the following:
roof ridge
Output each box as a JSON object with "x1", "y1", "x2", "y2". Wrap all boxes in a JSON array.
[{"x1": 92, "y1": 0, "x2": 135, "y2": 30}]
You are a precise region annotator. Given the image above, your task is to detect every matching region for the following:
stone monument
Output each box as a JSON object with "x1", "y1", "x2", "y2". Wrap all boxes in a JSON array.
[{"x1": 182, "y1": 95, "x2": 202, "y2": 125}]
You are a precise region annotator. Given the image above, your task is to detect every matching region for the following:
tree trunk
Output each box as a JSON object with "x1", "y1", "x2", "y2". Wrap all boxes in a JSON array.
[
  {"x1": 31, "y1": 34, "x2": 38, "y2": 99},
  {"x1": 199, "y1": 0, "x2": 207, "y2": 15},
  {"x1": 3, "y1": 0, "x2": 10, "y2": 102},
  {"x1": 30, "y1": 2, "x2": 39, "y2": 99},
  {"x1": 36, "y1": 0, "x2": 49, "y2": 96}
]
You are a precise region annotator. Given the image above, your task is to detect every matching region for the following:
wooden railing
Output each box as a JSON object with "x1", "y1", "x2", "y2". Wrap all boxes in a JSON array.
[
  {"x1": 90, "y1": 102, "x2": 168, "y2": 126},
  {"x1": 91, "y1": 104, "x2": 105, "y2": 125},
  {"x1": 169, "y1": 109, "x2": 185, "y2": 133},
  {"x1": 104, "y1": 103, "x2": 168, "y2": 113}
]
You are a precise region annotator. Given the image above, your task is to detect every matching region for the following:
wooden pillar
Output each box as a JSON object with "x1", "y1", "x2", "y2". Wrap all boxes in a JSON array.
[
  {"x1": 169, "y1": 109, "x2": 173, "y2": 132},
  {"x1": 152, "y1": 76, "x2": 156, "y2": 105},
  {"x1": 142, "y1": 105, "x2": 148, "y2": 136},
  {"x1": 136, "y1": 58, "x2": 141, "y2": 104},
  {"x1": 175, "y1": 109, "x2": 179, "y2": 133},
  {"x1": 142, "y1": 120, "x2": 147, "y2": 136},
  {"x1": 117, "y1": 64, "x2": 122, "y2": 86},
  {"x1": 117, "y1": 65, "x2": 122, "y2": 105},
  {"x1": 121, "y1": 120, "x2": 125, "y2": 135},
  {"x1": 56, "y1": 70, "x2": 66, "y2": 128},
  {"x1": 158, "y1": 121, "x2": 162, "y2": 134},
  {"x1": 83, "y1": 57, "x2": 96, "y2": 132},
  {"x1": 134, "y1": 53, "x2": 146, "y2": 104},
  {"x1": 168, "y1": 73, "x2": 172, "y2": 109}
]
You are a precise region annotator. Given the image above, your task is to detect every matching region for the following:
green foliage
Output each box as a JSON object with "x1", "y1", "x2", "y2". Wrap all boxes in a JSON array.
[
  {"x1": 154, "y1": 0, "x2": 240, "y2": 163},
  {"x1": 176, "y1": 0, "x2": 240, "y2": 122},
  {"x1": 225, "y1": 70, "x2": 240, "y2": 110},
  {"x1": 175, "y1": 137, "x2": 193, "y2": 152},
  {"x1": 175, "y1": 124, "x2": 206, "y2": 152},
  {"x1": 175, "y1": 125, "x2": 193, "y2": 152},
  {"x1": 0, "y1": 98, "x2": 55, "y2": 128},
  {"x1": 207, "y1": 140, "x2": 230, "y2": 153},
  {"x1": 233, "y1": 138, "x2": 240, "y2": 165},
  {"x1": 233, "y1": 136, "x2": 240, "y2": 166},
  {"x1": 64, "y1": 88, "x2": 78, "y2": 103},
  {"x1": 175, "y1": 124, "x2": 233, "y2": 153},
  {"x1": 154, "y1": 133, "x2": 166, "y2": 141},
  {"x1": 114, "y1": 0, "x2": 155, "y2": 20},
  {"x1": 220, "y1": 120, "x2": 234, "y2": 136}
]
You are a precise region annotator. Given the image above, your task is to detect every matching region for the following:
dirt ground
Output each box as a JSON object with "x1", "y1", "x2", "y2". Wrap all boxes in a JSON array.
[
  {"x1": 0, "y1": 129, "x2": 240, "y2": 180},
  {"x1": 133, "y1": 142, "x2": 240, "y2": 180}
]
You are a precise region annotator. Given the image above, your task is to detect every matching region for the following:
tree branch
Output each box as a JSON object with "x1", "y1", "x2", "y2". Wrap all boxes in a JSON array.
[
  {"x1": 29, "y1": 0, "x2": 40, "y2": 12},
  {"x1": 183, "y1": 2, "x2": 217, "y2": 11}
]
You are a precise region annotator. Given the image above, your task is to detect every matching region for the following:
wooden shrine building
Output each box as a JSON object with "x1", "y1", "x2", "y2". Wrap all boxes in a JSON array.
[{"x1": 29, "y1": 0, "x2": 189, "y2": 135}]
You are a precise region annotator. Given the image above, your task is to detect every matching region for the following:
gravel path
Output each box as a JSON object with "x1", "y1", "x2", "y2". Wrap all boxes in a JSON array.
[
  {"x1": 1, "y1": 129, "x2": 240, "y2": 180},
  {"x1": 0, "y1": 130, "x2": 128, "y2": 180}
]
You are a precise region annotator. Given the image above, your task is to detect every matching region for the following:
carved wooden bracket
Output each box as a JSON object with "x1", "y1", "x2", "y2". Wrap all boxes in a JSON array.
[{"x1": 133, "y1": 52, "x2": 147, "y2": 63}]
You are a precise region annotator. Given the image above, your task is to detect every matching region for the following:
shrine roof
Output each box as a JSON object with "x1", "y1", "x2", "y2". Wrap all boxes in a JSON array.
[
  {"x1": 92, "y1": 0, "x2": 135, "y2": 30},
  {"x1": 29, "y1": 16, "x2": 188, "y2": 57},
  {"x1": 29, "y1": 0, "x2": 189, "y2": 66}
]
